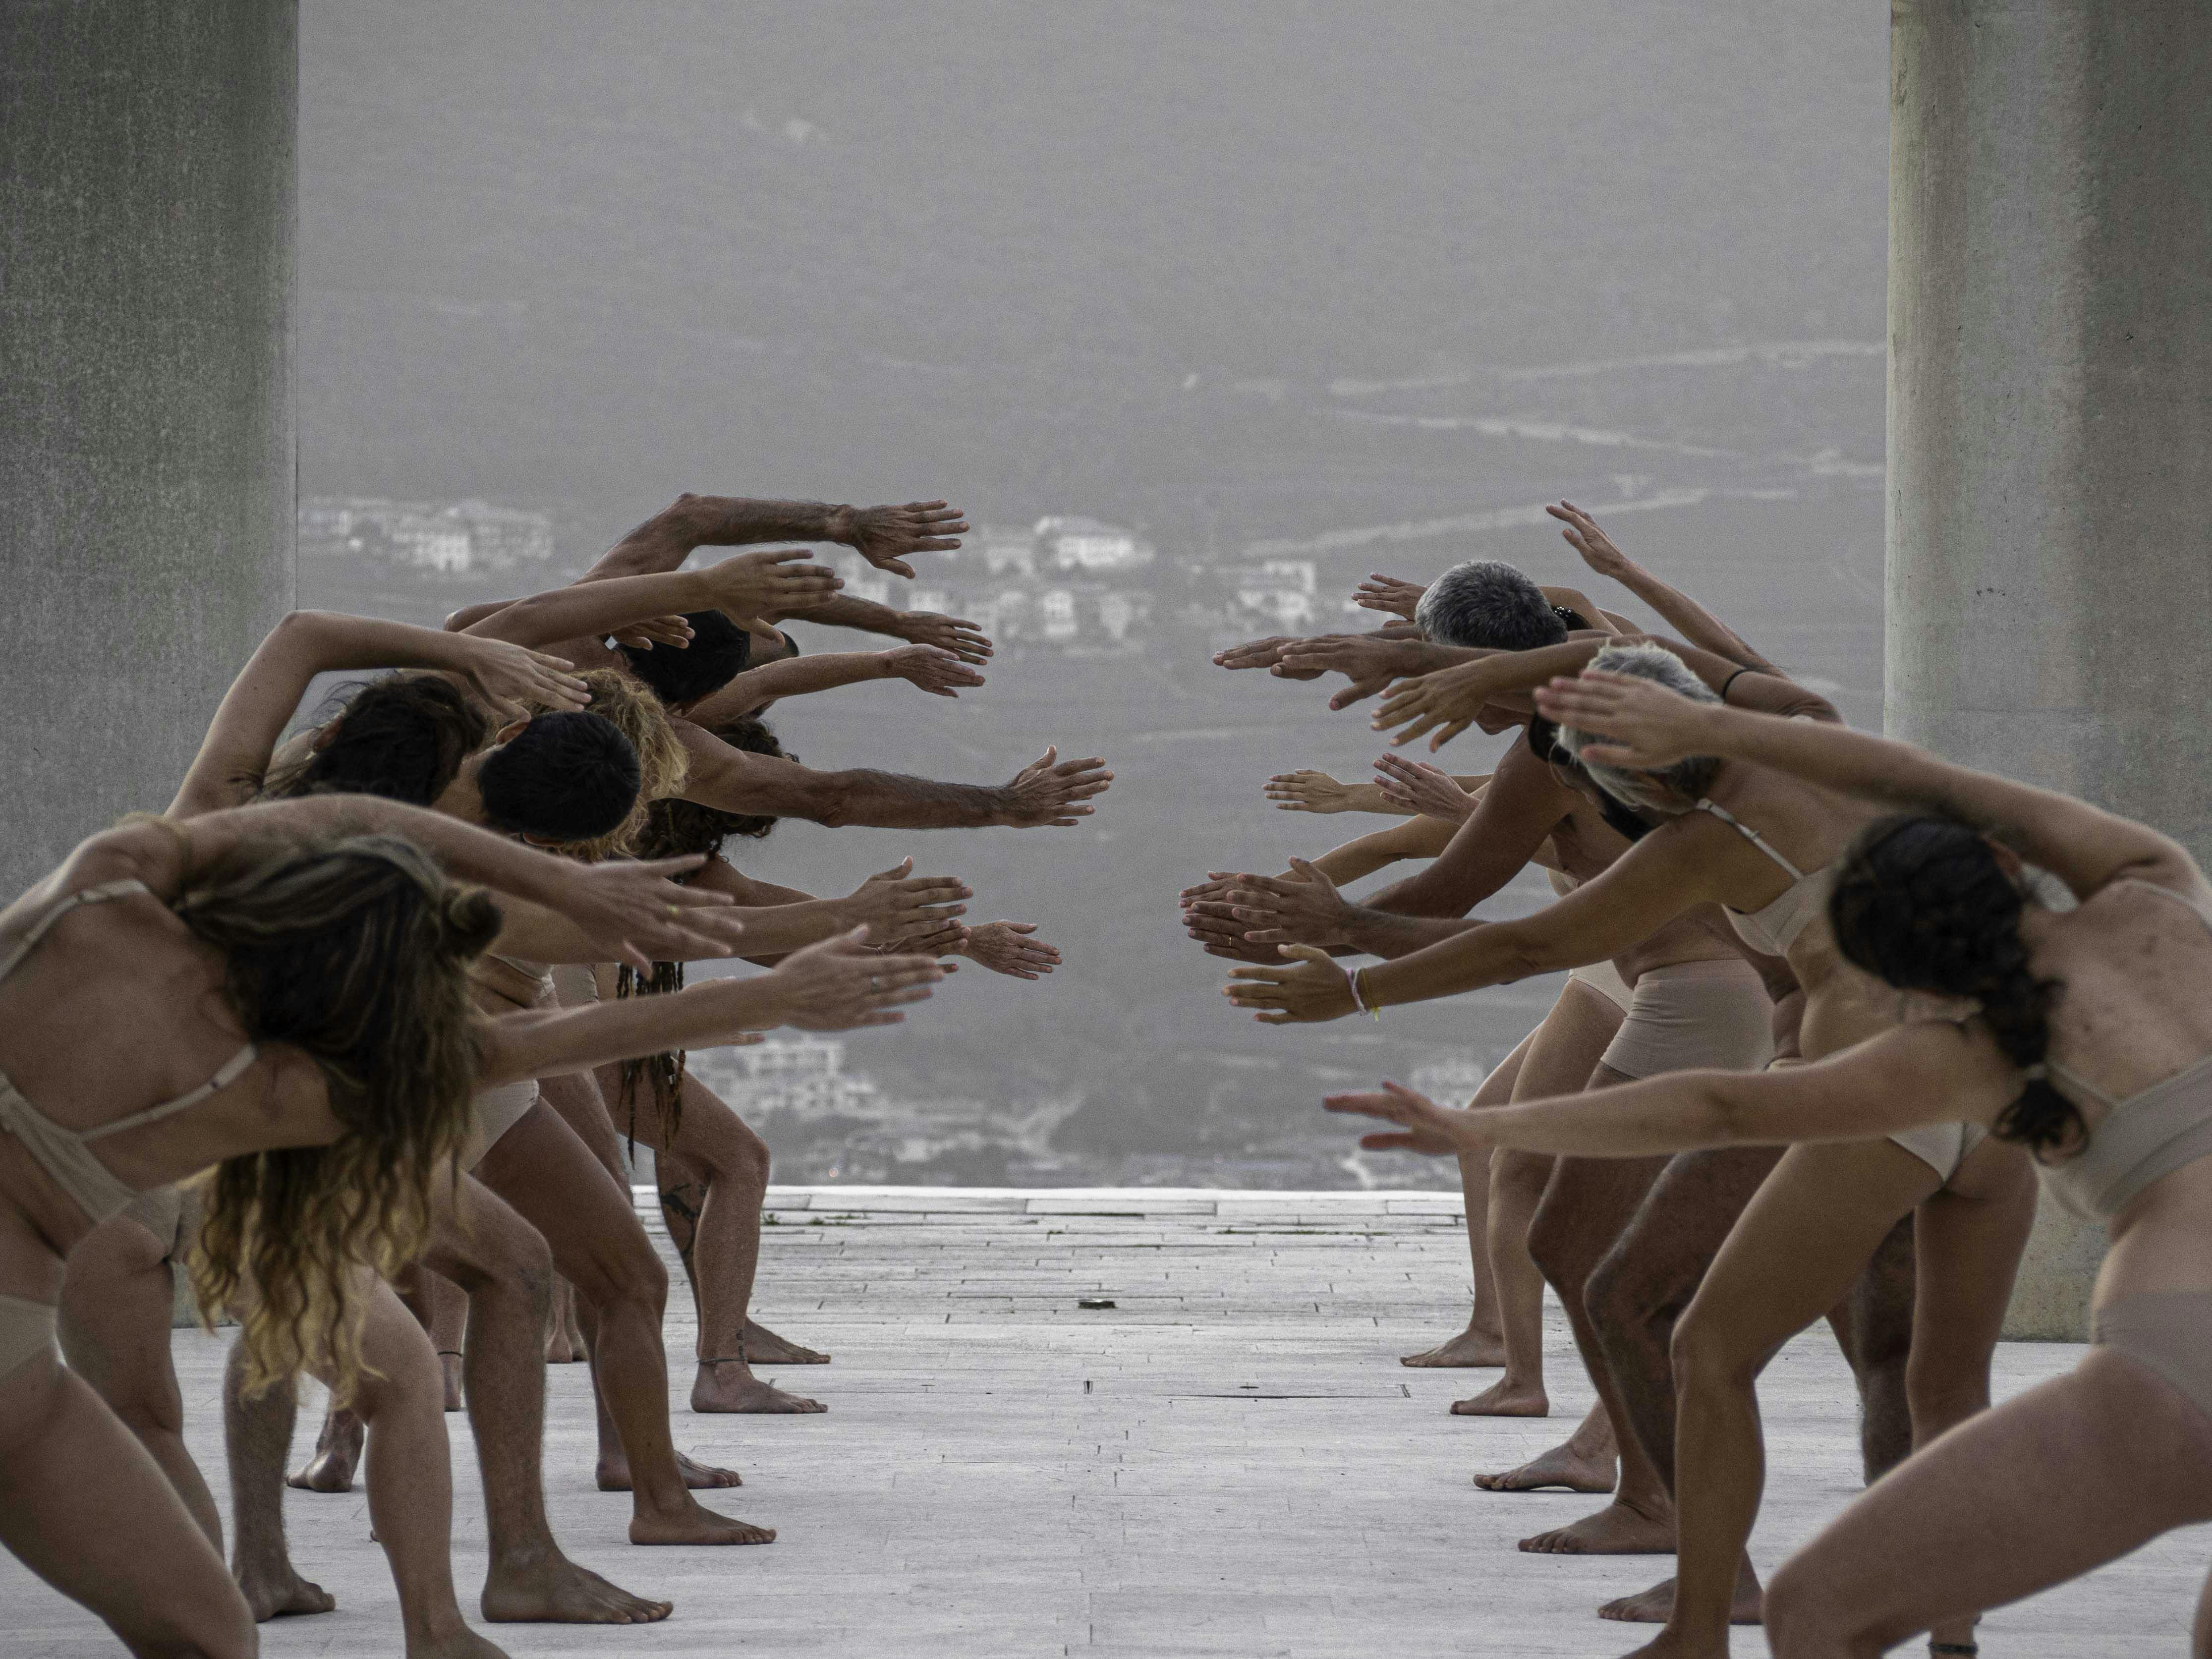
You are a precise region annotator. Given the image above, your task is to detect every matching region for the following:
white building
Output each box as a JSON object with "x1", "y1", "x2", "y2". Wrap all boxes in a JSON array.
[
  {"x1": 1035, "y1": 515, "x2": 1156, "y2": 573},
  {"x1": 697, "y1": 1036, "x2": 887, "y2": 1122}
]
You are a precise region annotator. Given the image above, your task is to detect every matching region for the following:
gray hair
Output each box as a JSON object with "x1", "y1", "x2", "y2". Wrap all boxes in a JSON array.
[
  {"x1": 1415, "y1": 560, "x2": 1569, "y2": 651},
  {"x1": 1556, "y1": 641, "x2": 1721, "y2": 814}
]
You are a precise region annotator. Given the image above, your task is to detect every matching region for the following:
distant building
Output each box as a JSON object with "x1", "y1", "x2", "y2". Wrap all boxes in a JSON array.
[
  {"x1": 1035, "y1": 515, "x2": 1155, "y2": 573},
  {"x1": 695, "y1": 1036, "x2": 885, "y2": 1121},
  {"x1": 300, "y1": 495, "x2": 555, "y2": 576},
  {"x1": 975, "y1": 524, "x2": 1039, "y2": 576},
  {"x1": 1220, "y1": 558, "x2": 1318, "y2": 631}
]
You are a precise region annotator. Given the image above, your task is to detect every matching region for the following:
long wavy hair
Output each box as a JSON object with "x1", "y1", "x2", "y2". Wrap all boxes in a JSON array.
[
  {"x1": 1827, "y1": 814, "x2": 2082, "y2": 1158},
  {"x1": 177, "y1": 831, "x2": 499, "y2": 1400}
]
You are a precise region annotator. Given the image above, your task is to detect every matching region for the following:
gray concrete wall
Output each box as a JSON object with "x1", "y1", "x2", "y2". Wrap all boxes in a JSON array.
[
  {"x1": 1888, "y1": 0, "x2": 2212, "y2": 1338},
  {"x1": 0, "y1": 1, "x2": 298, "y2": 898}
]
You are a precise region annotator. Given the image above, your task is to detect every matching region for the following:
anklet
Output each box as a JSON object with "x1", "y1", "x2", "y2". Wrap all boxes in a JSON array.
[{"x1": 436, "y1": 1349, "x2": 462, "y2": 1358}]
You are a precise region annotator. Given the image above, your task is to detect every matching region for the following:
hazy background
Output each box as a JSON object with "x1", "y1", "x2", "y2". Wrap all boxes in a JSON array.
[{"x1": 299, "y1": 1, "x2": 1890, "y2": 1187}]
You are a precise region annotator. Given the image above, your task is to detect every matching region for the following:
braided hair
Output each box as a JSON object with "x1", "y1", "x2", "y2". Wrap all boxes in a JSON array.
[{"x1": 1827, "y1": 814, "x2": 2083, "y2": 1158}]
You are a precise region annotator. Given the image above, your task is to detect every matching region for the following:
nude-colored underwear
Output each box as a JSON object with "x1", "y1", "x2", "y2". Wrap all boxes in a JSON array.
[
  {"x1": 2094, "y1": 1289, "x2": 2212, "y2": 1427},
  {"x1": 1566, "y1": 960, "x2": 1635, "y2": 1014},
  {"x1": 120, "y1": 1183, "x2": 185, "y2": 1258},
  {"x1": 1601, "y1": 958, "x2": 1774, "y2": 1080},
  {"x1": 464, "y1": 1080, "x2": 541, "y2": 1170},
  {"x1": 0, "y1": 1292, "x2": 57, "y2": 1384},
  {"x1": 1888, "y1": 1122, "x2": 1989, "y2": 1186}
]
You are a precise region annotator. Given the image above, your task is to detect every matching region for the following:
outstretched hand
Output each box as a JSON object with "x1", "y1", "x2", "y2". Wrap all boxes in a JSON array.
[
  {"x1": 1264, "y1": 770, "x2": 1358, "y2": 814},
  {"x1": 556, "y1": 855, "x2": 743, "y2": 972},
  {"x1": 1220, "y1": 858, "x2": 1360, "y2": 948},
  {"x1": 1180, "y1": 872, "x2": 1283, "y2": 964},
  {"x1": 749, "y1": 927, "x2": 945, "y2": 1030},
  {"x1": 1224, "y1": 945, "x2": 1359, "y2": 1024},
  {"x1": 843, "y1": 857, "x2": 970, "y2": 942},
  {"x1": 452, "y1": 635, "x2": 592, "y2": 721},
  {"x1": 1322, "y1": 1080, "x2": 1475, "y2": 1156},
  {"x1": 1001, "y1": 747, "x2": 1115, "y2": 827},
  {"x1": 960, "y1": 920, "x2": 1062, "y2": 980},
  {"x1": 1368, "y1": 658, "x2": 1499, "y2": 750},
  {"x1": 838, "y1": 501, "x2": 969, "y2": 579},
  {"x1": 883, "y1": 643, "x2": 988, "y2": 698},
  {"x1": 1372, "y1": 753, "x2": 1477, "y2": 823},
  {"x1": 1272, "y1": 634, "x2": 1423, "y2": 710},
  {"x1": 1213, "y1": 635, "x2": 1322, "y2": 678},
  {"x1": 899, "y1": 611, "x2": 994, "y2": 663},
  {"x1": 703, "y1": 547, "x2": 844, "y2": 620},
  {"x1": 1352, "y1": 573, "x2": 1426, "y2": 621},
  {"x1": 610, "y1": 615, "x2": 696, "y2": 652},
  {"x1": 1547, "y1": 500, "x2": 1635, "y2": 582},
  {"x1": 1531, "y1": 670, "x2": 1718, "y2": 769}
]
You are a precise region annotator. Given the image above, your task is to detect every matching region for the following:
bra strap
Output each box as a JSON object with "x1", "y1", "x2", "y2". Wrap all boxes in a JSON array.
[
  {"x1": 80, "y1": 1042, "x2": 260, "y2": 1142},
  {"x1": 1694, "y1": 800, "x2": 1808, "y2": 882},
  {"x1": 0, "y1": 879, "x2": 154, "y2": 983},
  {"x1": 2119, "y1": 878, "x2": 2212, "y2": 944}
]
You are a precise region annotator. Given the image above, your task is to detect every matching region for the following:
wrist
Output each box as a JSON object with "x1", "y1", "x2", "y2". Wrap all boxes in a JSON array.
[{"x1": 826, "y1": 504, "x2": 858, "y2": 546}]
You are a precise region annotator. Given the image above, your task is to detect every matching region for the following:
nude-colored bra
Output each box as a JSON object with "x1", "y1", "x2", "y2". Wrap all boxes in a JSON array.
[
  {"x1": 1694, "y1": 798, "x2": 1831, "y2": 956},
  {"x1": 2039, "y1": 879, "x2": 2212, "y2": 1221},
  {"x1": 0, "y1": 878, "x2": 257, "y2": 1226}
]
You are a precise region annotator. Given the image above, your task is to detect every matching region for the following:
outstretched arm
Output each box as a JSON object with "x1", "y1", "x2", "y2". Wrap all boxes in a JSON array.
[
  {"x1": 459, "y1": 551, "x2": 842, "y2": 648},
  {"x1": 476, "y1": 931, "x2": 944, "y2": 1085},
  {"x1": 757, "y1": 593, "x2": 994, "y2": 664},
  {"x1": 584, "y1": 493, "x2": 968, "y2": 582},
  {"x1": 1534, "y1": 671, "x2": 2199, "y2": 902},
  {"x1": 1548, "y1": 501, "x2": 1779, "y2": 674},
  {"x1": 1323, "y1": 1019, "x2": 2013, "y2": 1159},
  {"x1": 168, "y1": 611, "x2": 590, "y2": 818},
  {"x1": 683, "y1": 645, "x2": 983, "y2": 726},
  {"x1": 675, "y1": 723, "x2": 1113, "y2": 830}
]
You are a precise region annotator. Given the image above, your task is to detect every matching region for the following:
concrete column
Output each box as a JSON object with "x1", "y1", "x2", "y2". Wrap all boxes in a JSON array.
[
  {"x1": 1888, "y1": 0, "x2": 2212, "y2": 1337},
  {"x1": 0, "y1": 1, "x2": 297, "y2": 898}
]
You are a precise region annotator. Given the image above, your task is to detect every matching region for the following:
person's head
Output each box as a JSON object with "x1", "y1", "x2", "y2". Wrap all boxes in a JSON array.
[
  {"x1": 523, "y1": 669, "x2": 687, "y2": 860},
  {"x1": 455, "y1": 710, "x2": 642, "y2": 844},
  {"x1": 1416, "y1": 560, "x2": 1571, "y2": 652},
  {"x1": 1827, "y1": 815, "x2": 2079, "y2": 1158},
  {"x1": 173, "y1": 829, "x2": 500, "y2": 1400},
  {"x1": 618, "y1": 609, "x2": 753, "y2": 708},
  {"x1": 1528, "y1": 713, "x2": 1652, "y2": 842},
  {"x1": 636, "y1": 715, "x2": 791, "y2": 862},
  {"x1": 266, "y1": 674, "x2": 491, "y2": 806},
  {"x1": 1554, "y1": 641, "x2": 1722, "y2": 816}
]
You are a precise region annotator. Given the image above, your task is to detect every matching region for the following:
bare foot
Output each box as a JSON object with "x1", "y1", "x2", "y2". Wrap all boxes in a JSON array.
[
  {"x1": 691, "y1": 1360, "x2": 827, "y2": 1414},
  {"x1": 234, "y1": 1557, "x2": 337, "y2": 1621},
  {"x1": 741, "y1": 1319, "x2": 830, "y2": 1365},
  {"x1": 1401, "y1": 1325, "x2": 1508, "y2": 1368},
  {"x1": 597, "y1": 1447, "x2": 743, "y2": 1491},
  {"x1": 1474, "y1": 1440, "x2": 1617, "y2": 1492},
  {"x1": 287, "y1": 1409, "x2": 363, "y2": 1493},
  {"x1": 481, "y1": 1554, "x2": 673, "y2": 1624},
  {"x1": 440, "y1": 1350, "x2": 464, "y2": 1411},
  {"x1": 408, "y1": 1624, "x2": 510, "y2": 1659},
  {"x1": 1598, "y1": 1566, "x2": 1763, "y2": 1625},
  {"x1": 1519, "y1": 1499, "x2": 1676, "y2": 1555},
  {"x1": 627, "y1": 1495, "x2": 776, "y2": 1546},
  {"x1": 1450, "y1": 1377, "x2": 1548, "y2": 1417}
]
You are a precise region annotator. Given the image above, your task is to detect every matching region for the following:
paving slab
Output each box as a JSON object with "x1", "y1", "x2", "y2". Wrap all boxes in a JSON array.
[{"x1": 0, "y1": 1189, "x2": 2196, "y2": 1656}]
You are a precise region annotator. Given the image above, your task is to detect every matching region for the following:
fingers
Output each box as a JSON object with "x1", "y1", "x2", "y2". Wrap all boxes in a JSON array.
[{"x1": 1327, "y1": 673, "x2": 1393, "y2": 711}]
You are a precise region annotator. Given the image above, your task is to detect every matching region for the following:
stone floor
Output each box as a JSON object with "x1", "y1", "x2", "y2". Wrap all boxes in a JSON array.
[{"x1": 5, "y1": 1187, "x2": 2203, "y2": 1657}]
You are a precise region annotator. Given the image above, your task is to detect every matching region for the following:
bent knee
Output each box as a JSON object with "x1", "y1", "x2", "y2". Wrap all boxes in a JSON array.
[
  {"x1": 1667, "y1": 1304, "x2": 1759, "y2": 1388},
  {"x1": 571, "y1": 1233, "x2": 668, "y2": 1315},
  {"x1": 1763, "y1": 1551, "x2": 1889, "y2": 1658},
  {"x1": 128, "y1": 1586, "x2": 256, "y2": 1659}
]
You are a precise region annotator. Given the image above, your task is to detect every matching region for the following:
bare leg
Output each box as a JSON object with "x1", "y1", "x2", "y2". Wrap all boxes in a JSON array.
[
  {"x1": 224, "y1": 1344, "x2": 339, "y2": 1620},
  {"x1": 1447, "y1": 980, "x2": 1625, "y2": 1408},
  {"x1": 1613, "y1": 1142, "x2": 1940, "y2": 1657},
  {"x1": 476, "y1": 1101, "x2": 772, "y2": 1544},
  {"x1": 545, "y1": 1276, "x2": 582, "y2": 1363},
  {"x1": 1401, "y1": 1028, "x2": 1528, "y2": 1370},
  {"x1": 396, "y1": 1264, "x2": 468, "y2": 1406},
  {"x1": 57, "y1": 1209, "x2": 224, "y2": 1551},
  {"x1": 0, "y1": 1341, "x2": 258, "y2": 1659},
  {"x1": 420, "y1": 1170, "x2": 670, "y2": 1620},
  {"x1": 1765, "y1": 1350, "x2": 2212, "y2": 1658},
  {"x1": 1494, "y1": 1066, "x2": 1674, "y2": 1549},
  {"x1": 602, "y1": 1068, "x2": 828, "y2": 1411}
]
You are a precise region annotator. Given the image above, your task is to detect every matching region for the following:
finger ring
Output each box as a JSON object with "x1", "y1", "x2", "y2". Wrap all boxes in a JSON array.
[
  {"x1": 665, "y1": 903, "x2": 681, "y2": 918},
  {"x1": 869, "y1": 975, "x2": 882, "y2": 991}
]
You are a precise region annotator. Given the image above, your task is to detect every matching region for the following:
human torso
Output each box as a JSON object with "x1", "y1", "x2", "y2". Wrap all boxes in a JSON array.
[{"x1": 1547, "y1": 783, "x2": 1762, "y2": 987}]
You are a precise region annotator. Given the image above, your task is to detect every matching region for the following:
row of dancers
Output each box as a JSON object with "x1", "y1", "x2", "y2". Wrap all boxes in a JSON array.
[
  {"x1": 1186, "y1": 504, "x2": 2212, "y2": 1658},
  {"x1": 0, "y1": 491, "x2": 1109, "y2": 1655}
]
